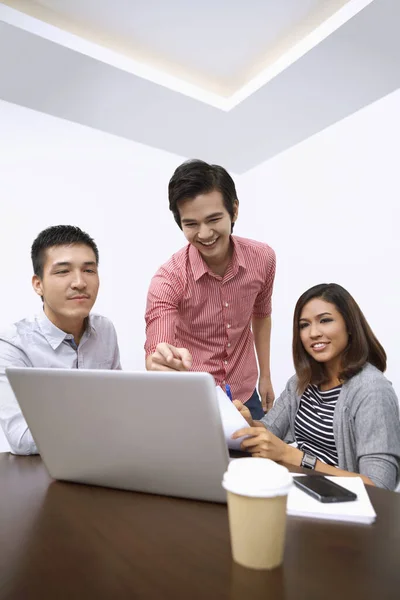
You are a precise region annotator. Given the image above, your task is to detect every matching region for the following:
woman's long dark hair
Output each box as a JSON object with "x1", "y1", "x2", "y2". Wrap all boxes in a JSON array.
[{"x1": 293, "y1": 283, "x2": 386, "y2": 394}]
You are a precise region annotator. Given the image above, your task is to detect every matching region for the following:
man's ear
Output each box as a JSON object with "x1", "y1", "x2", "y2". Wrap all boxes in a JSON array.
[
  {"x1": 32, "y1": 275, "x2": 44, "y2": 298},
  {"x1": 232, "y1": 200, "x2": 239, "y2": 223}
]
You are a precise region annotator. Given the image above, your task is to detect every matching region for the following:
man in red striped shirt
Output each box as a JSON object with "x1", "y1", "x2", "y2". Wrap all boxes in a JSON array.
[{"x1": 145, "y1": 160, "x2": 276, "y2": 419}]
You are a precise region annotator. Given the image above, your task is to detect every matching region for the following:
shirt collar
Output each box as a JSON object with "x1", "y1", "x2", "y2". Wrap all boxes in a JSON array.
[
  {"x1": 189, "y1": 236, "x2": 246, "y2": 281},
  {"x1": 189, "y1": 244, "x2": 209, "y2": 281},
  {"x1": 36, "y1": 311, "x2": 94, "y2": 350},
  {"x1": 230, "y1": 236, "x2": 246, "y2": 270}
]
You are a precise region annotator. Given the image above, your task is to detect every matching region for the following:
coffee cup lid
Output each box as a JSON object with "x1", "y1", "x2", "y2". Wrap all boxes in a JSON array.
[{"x1": 222, "y1": 458, "x2": 293, "y2": 497}]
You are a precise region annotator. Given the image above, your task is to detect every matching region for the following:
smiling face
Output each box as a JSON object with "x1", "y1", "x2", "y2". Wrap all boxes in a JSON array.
[
  {"x1": 32, "y1": 244, "x2": 99, "y2": 331},
  {"x1": 178, "y1": 190, "x2": 238, "y2": 266},
  {"x1": 299, "y1": 297, "x2": 349, "y2": 376}
]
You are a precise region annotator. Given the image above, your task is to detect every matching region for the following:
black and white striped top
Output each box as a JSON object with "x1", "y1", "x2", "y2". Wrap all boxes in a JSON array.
[{"x1": 294, "y1": 384, "x2": 342, "y2": 466}]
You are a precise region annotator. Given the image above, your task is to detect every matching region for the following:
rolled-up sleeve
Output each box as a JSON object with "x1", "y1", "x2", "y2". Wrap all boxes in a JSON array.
[
  {"x1": 0, "y1": 340, "x2": 38, "y2": 455},
  {"x1": 252, "y1": 246, "x2": 276, "y2": 318}
]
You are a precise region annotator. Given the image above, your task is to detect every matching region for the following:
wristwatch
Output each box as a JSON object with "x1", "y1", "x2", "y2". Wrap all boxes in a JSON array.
[{"x1": 301, "y1": 452, "x2": 317, "y2": 470}]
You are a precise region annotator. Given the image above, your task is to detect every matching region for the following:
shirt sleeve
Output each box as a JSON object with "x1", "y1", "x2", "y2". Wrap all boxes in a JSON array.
[
  {"x1": 354, "y1": 385, "x2": 400, "y2": 490},
  {"x1": 252, "y1": 246, "x2": 276, "y2": 318},
  {"x1": 0, "y1": 339, "x2": 38, "y2": 455},
  {"x1": 110, "y1": 323, "x2": 122, "y2": 370},
  {"x1": 144, "y1": 267, "x2": 183, "y2": 356}
]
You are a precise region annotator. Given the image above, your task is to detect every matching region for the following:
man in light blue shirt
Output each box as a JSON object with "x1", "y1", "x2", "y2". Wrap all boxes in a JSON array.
[{"x1": 0, "y1": 225, "x2": 121, "y2": 455}]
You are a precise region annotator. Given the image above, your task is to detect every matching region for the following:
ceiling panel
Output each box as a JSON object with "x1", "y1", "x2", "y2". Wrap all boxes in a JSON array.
[
  {"x1": 4, "y1": 0, "x2": 351, "y2": 93},
  {"x1": 0, "y1": 0, "x2": 398, "y2": 173}
]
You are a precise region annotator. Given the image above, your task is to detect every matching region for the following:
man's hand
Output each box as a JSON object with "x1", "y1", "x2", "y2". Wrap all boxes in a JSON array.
[
  {"x1": 259, "y1": 375, "x2": 275, "y2": 413},
  {"x1": 146, "y1": 343, "x2": 192, "y2": 372}
]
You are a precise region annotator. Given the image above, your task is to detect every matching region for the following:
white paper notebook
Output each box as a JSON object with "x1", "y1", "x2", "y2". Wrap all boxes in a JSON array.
[
  {"x1": 287, "y1": 476, "x2": 376, "y2": 524},
  {"x1": 215, "y1": 386, "x2": 249, "y2": 450}
]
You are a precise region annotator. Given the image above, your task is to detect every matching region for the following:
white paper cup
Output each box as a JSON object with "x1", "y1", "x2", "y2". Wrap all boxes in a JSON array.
[{"x1": 222, "y1": 458, "x2": 292, "y2": 570}]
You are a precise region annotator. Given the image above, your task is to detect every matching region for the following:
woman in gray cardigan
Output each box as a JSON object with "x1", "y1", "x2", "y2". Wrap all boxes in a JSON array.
[{"x1": 233, "y1": 283, "x2": 400, "y2": 490}]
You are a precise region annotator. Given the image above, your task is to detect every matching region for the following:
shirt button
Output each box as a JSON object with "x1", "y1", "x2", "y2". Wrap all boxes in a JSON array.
[
  {"x1": 227, "y1": 324, "x2": 231, "y2": 329},
  {"x1": 225, "y1": 302, "x2": 229, "y2": 307},
  {"x1": 227, "y1": 343, "x2": 231, "y2": 348},
  {"x1": 224, "y1": 360, "x2": 228, "y2": 365}
]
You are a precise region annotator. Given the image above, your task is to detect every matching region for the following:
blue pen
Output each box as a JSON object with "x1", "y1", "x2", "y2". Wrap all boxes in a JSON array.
[{"x1": 225, "y1": 384, "x2": 233, "y2": 402}]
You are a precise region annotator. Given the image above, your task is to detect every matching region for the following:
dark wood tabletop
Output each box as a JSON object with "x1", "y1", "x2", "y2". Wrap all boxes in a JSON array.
[{"x1": 1, "y1": 453, "x2": 400, "y2": 600}]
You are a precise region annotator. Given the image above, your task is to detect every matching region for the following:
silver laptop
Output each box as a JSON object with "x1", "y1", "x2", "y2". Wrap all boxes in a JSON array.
[{"x1": 6, "y1": 368, "x2": 229, "y2": 503}]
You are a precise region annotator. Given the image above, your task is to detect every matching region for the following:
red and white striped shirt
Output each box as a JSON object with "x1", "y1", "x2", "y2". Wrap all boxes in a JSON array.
[{"x1": 145, "y1": 236, "x2": 276, "y2": 403}]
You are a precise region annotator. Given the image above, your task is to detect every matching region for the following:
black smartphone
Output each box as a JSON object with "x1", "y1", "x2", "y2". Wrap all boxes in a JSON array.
[{"x1": 293, "y1": 475, "x2": 357, "y2": 503}]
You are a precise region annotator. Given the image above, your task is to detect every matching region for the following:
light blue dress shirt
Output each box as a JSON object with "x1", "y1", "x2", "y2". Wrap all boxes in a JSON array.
[{"x1": 0, "y1": 312, "x2": 121, "y2": 455}]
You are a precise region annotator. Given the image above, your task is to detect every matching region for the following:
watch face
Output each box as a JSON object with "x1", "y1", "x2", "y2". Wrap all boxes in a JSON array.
[{"x1": 302, "y1": 453, "x2": 317, "y2": 469}]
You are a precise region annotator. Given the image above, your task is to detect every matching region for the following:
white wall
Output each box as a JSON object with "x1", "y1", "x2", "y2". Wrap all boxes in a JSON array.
[
  {"x1": 0, "y1": 99, "x2": 188, "y2": 451},
  {"x1": 237, "y1": 88, "x2": 400, "y2": 397},
  {"x1": 0, "y1": 99, "x2": 188, "y2": 365},
  {"x1": 1, "y1": 87, "x2": 399, "y2": 451}
]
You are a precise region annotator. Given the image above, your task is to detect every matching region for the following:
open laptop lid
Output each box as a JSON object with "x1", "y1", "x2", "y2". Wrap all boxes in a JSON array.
[{"x1": 6, "y1": 368, "x2": 229, "y2": 503}]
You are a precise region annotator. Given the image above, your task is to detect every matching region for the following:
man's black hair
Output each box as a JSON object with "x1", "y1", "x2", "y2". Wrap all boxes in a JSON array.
[
  {"x1": 168, "y1": 159, "x2": 239, "y2": 232},
  {"x1": 31, "y1": 225, "x2": 99, "y2": 278}
]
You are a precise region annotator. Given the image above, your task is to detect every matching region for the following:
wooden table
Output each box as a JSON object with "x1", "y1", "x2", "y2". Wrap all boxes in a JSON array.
[{"x1": 1, "y1": 454, "x2": 400, "y2": 600}]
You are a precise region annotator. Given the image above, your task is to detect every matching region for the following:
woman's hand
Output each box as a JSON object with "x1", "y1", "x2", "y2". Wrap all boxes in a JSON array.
[
  {"x1": 232, "y1": 400, "x2": 254, "y2": 426},
  {"x1": 232, "y1": 426, "x2": 299, "y2": 464}
]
